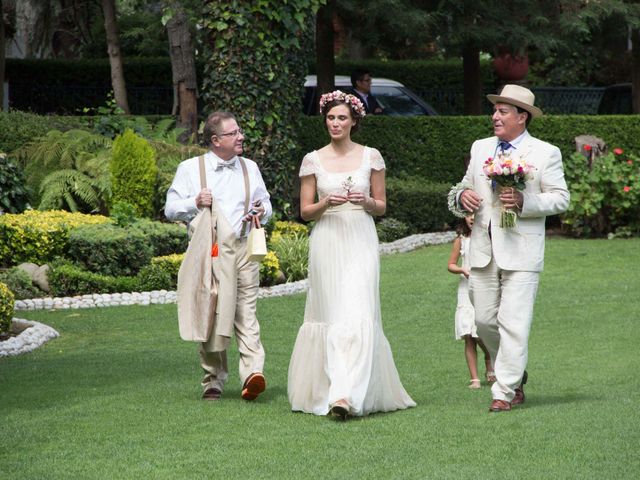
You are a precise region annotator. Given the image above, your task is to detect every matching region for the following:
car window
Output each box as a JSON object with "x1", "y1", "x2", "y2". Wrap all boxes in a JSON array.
[{"x1": 372, "y1": 86, "x2": 430, "y2": 115}]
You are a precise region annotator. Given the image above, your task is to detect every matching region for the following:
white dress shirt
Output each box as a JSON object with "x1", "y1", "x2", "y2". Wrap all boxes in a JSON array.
[{"x1": 164, "y1": 151, "x2": 272, "y2": 237}]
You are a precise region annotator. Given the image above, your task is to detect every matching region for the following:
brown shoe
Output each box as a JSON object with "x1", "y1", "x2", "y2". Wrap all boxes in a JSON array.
[
  {"x1": 202, "y1": 387, "x2": 222, "y2": 401},
  {"x1": 489, "y1": 399, "x2": 512, "y2": 412},
  {"x1": 512, "y1": 370, "x2": 528, "y2": 406},
  {"x1": 241, "y1": 372, "x2": 266, "y2": 401}
]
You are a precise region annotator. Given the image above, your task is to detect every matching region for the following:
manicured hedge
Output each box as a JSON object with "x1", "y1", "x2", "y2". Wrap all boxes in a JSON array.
[
  {"x1": 386, "y1": 178, "x2": 452, "y2": 233},
  {"x1": 295, "y1": 114, "x2": 640, "y2": 187}
]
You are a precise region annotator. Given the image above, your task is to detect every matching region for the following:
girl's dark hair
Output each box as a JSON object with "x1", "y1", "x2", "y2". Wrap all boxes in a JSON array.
[
  {"x1": 322, "y1": 99, "x2": 361, "y2": 134},
  {"x1": 456, "y1": 217, "x2": 472, "y2": 237}
]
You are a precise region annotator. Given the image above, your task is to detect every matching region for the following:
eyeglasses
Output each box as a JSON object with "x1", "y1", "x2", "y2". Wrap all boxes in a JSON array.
[{"x1": 216, "y1": 128, "x2": 244, "y2": 138}]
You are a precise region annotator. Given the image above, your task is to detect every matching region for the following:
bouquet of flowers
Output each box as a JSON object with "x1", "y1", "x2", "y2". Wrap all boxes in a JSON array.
[
  {"x1": 483, "y1": 152, "x2": 535, "y2": 228},
  {"x1": 341, "y1": 176, "x2": 355, "y2": 193}
]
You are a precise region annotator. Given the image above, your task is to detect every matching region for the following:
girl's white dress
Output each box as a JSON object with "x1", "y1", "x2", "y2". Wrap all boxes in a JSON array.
[
  {"x1": 287, "y1": 146, "x2": 416, "y2": 416},
  {"x1": 454, "y1": 235, "x2": 477, "y2": 339}
]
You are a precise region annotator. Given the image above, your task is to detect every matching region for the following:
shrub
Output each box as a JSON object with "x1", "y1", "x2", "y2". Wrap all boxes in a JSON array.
[
  {"x1": 132, "y1": 219, "x2": 187, "y2": 257},
  {"x1": 0, "y1": 210, "x2": 112, "y2": 267},
  {"x1": 386, "y1": 178, "x2": 453, "y2": 233},
  {"x1": 562, "y1": 147, "x2": 640, "y2": 237},
  {"x1": 0, "y1": 267, "x2": 41, "y2": 300},
  {"x1": 270, "y1": 220, "x2": 309, "y2": 244},
  {"x1": 135, "y1": 263, "x2": 173, "y2": 291},
  {"x1": 67, "y1": 223, "x2": 153, "y2": 277},
  {"x1": 260, "y1": 251, "x2": 281, "y2": 286},
  {"x1": 270, "y1": 233, "x2": 309, "y2": 282},
  {"x1": 376, "y1": 217, "x2": 411, "y2": 243},
  {"x1": 0, "y1": 153, "x2": 31, "y2": 213},
  {"x1": 150, "y1": 253, "x2": 183, "y2": 286},
  {"x1": 48, "y1": 261, "x2": 137, "y2": 297},
  {"x1": 110, "y1": 129, "x2": 157, "y2": 218},
  {"x1": 0, "y1": 282, "x2": 14, "y2": 336}
]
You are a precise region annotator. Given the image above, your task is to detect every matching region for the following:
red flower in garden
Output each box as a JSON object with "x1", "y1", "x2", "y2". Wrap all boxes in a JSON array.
[
  {"x1": 628, "y1": 160, "x2": 633, "y2": 165},
  {"x1": 583, "y1": 144, "x2": 592, "y2": 152},
  {"x1": 623, "y1": 186, "x2": 631, "y2": 192},
  {"x1": 613, "y1": 148, "x2": 623, "y2": 155}
]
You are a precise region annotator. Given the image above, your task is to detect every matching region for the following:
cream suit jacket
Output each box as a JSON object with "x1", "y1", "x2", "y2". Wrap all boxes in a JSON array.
[{"x1": 461, "y1": 134, "x2": 570, "y2": 272}]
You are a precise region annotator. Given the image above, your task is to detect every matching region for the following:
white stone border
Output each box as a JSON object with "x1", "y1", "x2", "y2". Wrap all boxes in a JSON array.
[{"x1": 0, "y1": 318, "x2": 59, "y2": 357}]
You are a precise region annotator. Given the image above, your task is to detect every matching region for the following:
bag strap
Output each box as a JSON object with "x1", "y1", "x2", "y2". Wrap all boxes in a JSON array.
[
  {"x1": 198, "y1": 155, "x2": 207, "y2": 190},
  {"x1": 239, "y1": 157, "x2": 251, "y2": 237}
]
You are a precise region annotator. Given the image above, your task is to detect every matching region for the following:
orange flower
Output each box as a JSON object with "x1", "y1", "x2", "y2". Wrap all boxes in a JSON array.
[
  {"x1": 613, "y1": 148, "x2": 624, "y2": 155},
  {"x1": 211, "y1": 243, "x2": 219, "y2": 257},
  {"x1": 623, "y1": 186, "x2": 631, "y2": 192}
]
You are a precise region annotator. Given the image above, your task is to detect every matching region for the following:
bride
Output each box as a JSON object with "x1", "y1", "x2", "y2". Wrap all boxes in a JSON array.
[{"x1": 287, "y1": 90, "x2": 416, "y2": 419}]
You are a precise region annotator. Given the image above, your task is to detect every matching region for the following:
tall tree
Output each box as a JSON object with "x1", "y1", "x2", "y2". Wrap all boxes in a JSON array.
[
  {"x1": 316, "y1": 0, "x2": 336, "y2": 101},
  {"x1": 201, "y1": 0, "x2": 323, "y2": 213},
  {"x1": 163, "y1": 1, "x2": 198, "y2": 137},
  {"x1": 101, "y1": 0, "x2": 130, "y2": 113}
]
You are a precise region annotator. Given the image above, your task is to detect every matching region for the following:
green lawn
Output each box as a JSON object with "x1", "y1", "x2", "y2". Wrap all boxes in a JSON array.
[{"x1": 1, "y1": 238, "x2": 638, "y2": 479}]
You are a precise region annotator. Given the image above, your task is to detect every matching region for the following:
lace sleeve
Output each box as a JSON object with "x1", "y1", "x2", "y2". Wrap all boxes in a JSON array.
[
  {"x1": 298, "y1": 152, "x2": 316, "y2": 177},
  {"x1": 369, "y1": 147, "x2": 386, "y2": 171}
]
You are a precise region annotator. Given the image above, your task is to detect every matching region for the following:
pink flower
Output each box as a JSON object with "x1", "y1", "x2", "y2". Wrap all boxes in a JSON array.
[
  {"x1": 623, "y1": 186, "x2": 631, "y2": 192},
  {"x1": 628, "y1": 160, "x2": 633, "y2": 165},
  {"x1": 583, "y1": 144, "x2": 592, "y2": 152},
  {"x1": 614, "y1": 148, "x2": 624, "y2": 155}
]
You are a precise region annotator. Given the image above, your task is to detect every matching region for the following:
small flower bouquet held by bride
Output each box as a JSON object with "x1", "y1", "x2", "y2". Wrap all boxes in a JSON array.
[{"x1": 483, "y1": 153, "x2": 535, "y2": 228}]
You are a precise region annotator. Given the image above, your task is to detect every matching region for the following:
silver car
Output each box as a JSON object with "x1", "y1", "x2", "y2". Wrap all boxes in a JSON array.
[{"x1": 303, "y1": 75, "x2": 438, "y2": 116}]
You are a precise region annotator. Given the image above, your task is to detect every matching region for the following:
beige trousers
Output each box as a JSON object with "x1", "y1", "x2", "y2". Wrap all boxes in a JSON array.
[
  {"x1": 469, "y1": 256, "x2": 539, "y2": 402},
  {"x1": 199, "y1": 239, "x2": 265, "y2": 392}
]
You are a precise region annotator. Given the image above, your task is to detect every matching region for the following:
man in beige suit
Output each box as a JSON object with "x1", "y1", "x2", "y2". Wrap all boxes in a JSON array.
[
  {"x1": 450, "y1": 85, "x2": 569, "y2": 412},
  {"x1": 165, "y1": 111, "x2": 272, "y2": 401}
]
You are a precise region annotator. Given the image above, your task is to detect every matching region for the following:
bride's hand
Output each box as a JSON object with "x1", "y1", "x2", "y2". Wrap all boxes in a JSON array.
[
  {"x1": 347, "y1": 191, "x2": 366, "y2": 205},
  {"x1": 325, "y1": 194, "x2": 348, "y2": 207}
]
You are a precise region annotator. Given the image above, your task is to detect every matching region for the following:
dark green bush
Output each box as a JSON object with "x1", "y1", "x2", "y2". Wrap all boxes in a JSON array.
[
  {"x1": 0, "y1": 267, "x2": 41, "y2": 300},
  {"x1": 135, "y1": 263, "x2": 173, "y2": 291},
  {"x1": 48, "y1": 261, "x2": 137, "y2": 297},
  {"x1": 386, "y1": 178, "x2": 453, "y2": 233},
  {"x1": 132, "y1": 219, "x2": 187, "y2": 257},
  {"x1": 0, "y1": 154, "x2": 31, "y2": 213},
  {"x1": 67, "y1": 223, "x2": 153, "y2": 277},
  {"x1": 376, "y1": 217, "x2": 411, "y2": 243}
]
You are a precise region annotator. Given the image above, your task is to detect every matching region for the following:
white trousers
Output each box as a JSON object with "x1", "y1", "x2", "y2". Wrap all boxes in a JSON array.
[{"x1": 469, "y1": 256, "x2": 539, "y2": 402}]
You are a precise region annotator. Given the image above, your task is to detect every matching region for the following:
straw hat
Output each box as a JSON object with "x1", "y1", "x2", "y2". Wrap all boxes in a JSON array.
[{"x1": 487, "y1": 84, "x2": 543, "y2": 118}]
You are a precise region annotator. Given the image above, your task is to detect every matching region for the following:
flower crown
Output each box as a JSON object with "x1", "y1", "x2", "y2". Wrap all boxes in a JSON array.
[{"x1": 319, "y1": 90, "x2": 367, "y2": 118}]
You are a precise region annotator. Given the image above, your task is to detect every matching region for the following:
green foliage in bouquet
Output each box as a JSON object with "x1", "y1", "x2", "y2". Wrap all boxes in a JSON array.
[{"x1": 562, "y1": 147, "x2": 640, "y2": 237}]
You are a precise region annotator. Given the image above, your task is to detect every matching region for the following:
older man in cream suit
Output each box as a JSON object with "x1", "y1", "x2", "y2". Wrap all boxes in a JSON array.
[
  {"x1": 165, "y1": 111, "x2": 272, "y2": 402},
  {"x1": 450, "y1": 85, "x2": 569, "y2": 412}
]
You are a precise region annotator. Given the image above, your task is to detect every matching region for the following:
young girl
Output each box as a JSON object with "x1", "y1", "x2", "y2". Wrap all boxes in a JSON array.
[{"x1": 447, "y1": 215, "x2": 494, "y2": 389}]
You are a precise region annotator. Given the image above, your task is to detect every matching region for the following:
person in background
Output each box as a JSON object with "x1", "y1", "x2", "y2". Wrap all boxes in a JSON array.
[{"x1": 350, "y1": 68, "x2": 383, "y2": 115}]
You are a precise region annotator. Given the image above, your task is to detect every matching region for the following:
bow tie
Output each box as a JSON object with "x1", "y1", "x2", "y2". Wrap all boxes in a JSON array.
[
  {"x1": 498, "y1": 140, "x2": 513, "y2": 152},
  {"x1": 216, "y1": 159, "x2": 236, "y2": 170}
]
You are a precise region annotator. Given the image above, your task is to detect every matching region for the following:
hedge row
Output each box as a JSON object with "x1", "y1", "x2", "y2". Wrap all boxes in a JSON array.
[{"x1": 7, "y1": 58, "x2": 493, "y2": 92}]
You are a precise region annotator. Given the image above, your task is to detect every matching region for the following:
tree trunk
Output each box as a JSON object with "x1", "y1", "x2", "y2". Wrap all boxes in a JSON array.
[
  {"x1": 101, "y1": 0, "x2": 130, "y2": 114},
  {"x1": 462, "y1": 42, "x2": 482, "y2": 115},
  {"x1": 166, "y1": 5, "x2": 198, "y2": 138},
  {"x1": 315, "y1": 0, "x2": 335, "y2": 110},
  {"x1": 632, "y1": 28, "x2": 640, "y2": 114}
]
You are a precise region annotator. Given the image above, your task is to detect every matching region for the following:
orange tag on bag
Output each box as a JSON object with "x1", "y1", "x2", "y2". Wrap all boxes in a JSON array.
[{"x1": 211, "y1": 243, "x2": 218, "y2": 257}]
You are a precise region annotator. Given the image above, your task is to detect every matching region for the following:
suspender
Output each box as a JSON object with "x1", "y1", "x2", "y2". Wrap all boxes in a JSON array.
[{"x1": 198, "y1": 155, "x2": 251, "y2": 236}]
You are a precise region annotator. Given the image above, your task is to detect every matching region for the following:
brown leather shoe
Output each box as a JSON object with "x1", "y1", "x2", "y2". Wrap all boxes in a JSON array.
[
  {"x1": 489, "y1": 399, "x2": 512, "y2": 412},
  {"x1": 512, "y1": 370, "x2": 528, "y2": 406},
  {"x1": 241, "y1": 372, "x2": 266, "y2": 401},
  {"x1": 202, "y1": 387, "x2": 222, "y2": 401}
]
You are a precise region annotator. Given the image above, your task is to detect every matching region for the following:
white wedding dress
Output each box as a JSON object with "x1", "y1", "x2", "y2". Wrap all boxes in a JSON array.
[{"x1": 288, "y1": 146, "x2": 416, "y2": 416}]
